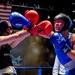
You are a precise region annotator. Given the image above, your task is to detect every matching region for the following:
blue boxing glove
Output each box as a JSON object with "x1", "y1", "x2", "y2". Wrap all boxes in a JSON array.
[
  {"x1": 9, "y1": 12, "x2": 31, "y2": 30},
  {"x1": 50, "y1": 33, "x2": 71, "y2": 54}
]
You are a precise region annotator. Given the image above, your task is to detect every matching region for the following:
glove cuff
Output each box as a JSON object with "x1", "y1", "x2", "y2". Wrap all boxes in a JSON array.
[{"x1": 23, "y1": 26, "x2": 29, "y2": 30}]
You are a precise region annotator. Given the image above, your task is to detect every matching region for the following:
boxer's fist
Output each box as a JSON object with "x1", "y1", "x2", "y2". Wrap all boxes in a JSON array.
[
  {"x1": 38, "y1": 20, "x2": 53, "y2": 35},
  {"x1": 9, "y1": 12, "x2": 31, "y2": 30},
  {"x1": 29, "y1": 25, "x2": 38, "y2": 36},
  {"x1": 50, "y1": 33, "x2": 71, "y2": 53},
  {"x1": 24, "y1": 10, "x2": 39, "y2": 26},
  {"x1": 30, "y1": 20, "x2": 53, "y2": 36}
]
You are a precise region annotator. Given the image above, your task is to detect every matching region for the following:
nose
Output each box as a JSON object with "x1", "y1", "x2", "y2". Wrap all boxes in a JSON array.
[{"x1": 55, "y1": 23, "x2": 60, "y2": 26}]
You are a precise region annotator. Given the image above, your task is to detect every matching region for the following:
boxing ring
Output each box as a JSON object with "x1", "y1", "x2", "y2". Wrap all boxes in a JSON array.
[{"x1": 15, "y1": 66, "x2": 53, "y2": 75}]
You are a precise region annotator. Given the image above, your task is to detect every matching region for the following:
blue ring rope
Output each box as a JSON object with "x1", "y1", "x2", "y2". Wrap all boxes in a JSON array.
[
  {"x1": 15, "y1": 66, "x2": 53, "y2": 75},
  {"x1": 15, "y1": 66, "x2": 53, "y2": 69}
]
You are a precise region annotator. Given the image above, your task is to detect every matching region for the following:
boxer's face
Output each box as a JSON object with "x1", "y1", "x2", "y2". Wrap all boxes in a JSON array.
[
  {"x1": 1, "y1": 28, "x2": 12, "y2": 36},
  {"x1": 54, "y1": 19, "x2": 64, "y2": 32}
]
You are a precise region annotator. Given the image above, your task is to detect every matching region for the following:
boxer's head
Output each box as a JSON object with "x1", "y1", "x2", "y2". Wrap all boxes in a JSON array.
[
  {"x1": 0, "y1": 20, "x2": 12, "y2": 36},
  {"x1": 54, "y1": 13, "x2": 72, "y2": 33}
]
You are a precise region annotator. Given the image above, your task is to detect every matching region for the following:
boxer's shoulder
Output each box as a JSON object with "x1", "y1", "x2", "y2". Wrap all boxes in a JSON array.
[{"x1": 71, "y1": 33, "x2": 75, "y2": 43}]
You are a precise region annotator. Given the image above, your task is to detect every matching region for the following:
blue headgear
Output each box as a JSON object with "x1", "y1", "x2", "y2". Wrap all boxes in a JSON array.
[{"x1": 54, "y1": 13, "x2": 72, "y2": 32}]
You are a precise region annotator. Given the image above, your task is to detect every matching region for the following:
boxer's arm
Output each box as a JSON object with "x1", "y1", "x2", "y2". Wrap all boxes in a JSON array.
[
  {"x1": 67, "y1": 34, "x2": 75, "y2": 60},
  {"x1": 8, "y1": 11, "x2": 31, "y2": 48},
  {"x1": 0, "y1": 30, "x2": 31, "y2": 47},
  {"x1": 49, "y1": 33, "x2": 75, "y2": 60},
  {"x1": 67, "y1": 49, "x2": 75, "y2": 60},
  {"x1": 50, "y1": 33, "x2": 71, "y2": 53},
  {"x1": 38, "y1": 31, "x2": 54, "y2": 39},
  {"x1": 10, "y1": 30, "x2": 31, "y2": 48}
]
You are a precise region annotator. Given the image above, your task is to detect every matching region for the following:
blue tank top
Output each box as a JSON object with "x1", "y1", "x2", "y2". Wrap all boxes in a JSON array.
[{"x1": 54, "y1": 32, "x2": 72, "y2": 65}]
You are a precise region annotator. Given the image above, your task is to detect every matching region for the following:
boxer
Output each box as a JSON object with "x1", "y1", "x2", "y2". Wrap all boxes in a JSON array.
[{"x1": 30, "y1": 13, "x2": 75, "y2": 75}]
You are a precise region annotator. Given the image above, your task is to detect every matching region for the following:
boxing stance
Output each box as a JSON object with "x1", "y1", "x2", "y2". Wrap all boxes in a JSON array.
[
  {"x1": 30, "y1": 13, "x2": 75, "y2": 75},
  {"x1": 0, "y1": 10, "x2": 39, "y2": 75}
]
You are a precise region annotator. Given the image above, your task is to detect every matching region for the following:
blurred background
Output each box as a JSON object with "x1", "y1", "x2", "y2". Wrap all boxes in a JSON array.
[{"x1": 0, "y1": 0, "x2": 75, "y2": 75}]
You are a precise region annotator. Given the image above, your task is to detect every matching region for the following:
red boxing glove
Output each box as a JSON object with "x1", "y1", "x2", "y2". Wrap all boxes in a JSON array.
[
  {"x1": 30, "y1": 25, "x2": 38, "y2": 36},
  {"x1": 38, "y1": 20, "x2": 53, "y2": 35},
  {"x1": 30, "y1": 20, "x2": 53, "y2": 36},
  {"x1": 24, "y1": 10, "x2": 39, "y2": 26}
]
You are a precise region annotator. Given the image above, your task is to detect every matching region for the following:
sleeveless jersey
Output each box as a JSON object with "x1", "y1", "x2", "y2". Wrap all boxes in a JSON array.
[{"x1": 54, "y1": 32, "x2": 75, "y2": 71}]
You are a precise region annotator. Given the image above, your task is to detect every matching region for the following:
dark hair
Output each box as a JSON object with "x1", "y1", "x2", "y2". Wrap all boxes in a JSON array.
[{"x1": 0, "y1": 20, "x2": 11, "y2": 35}]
